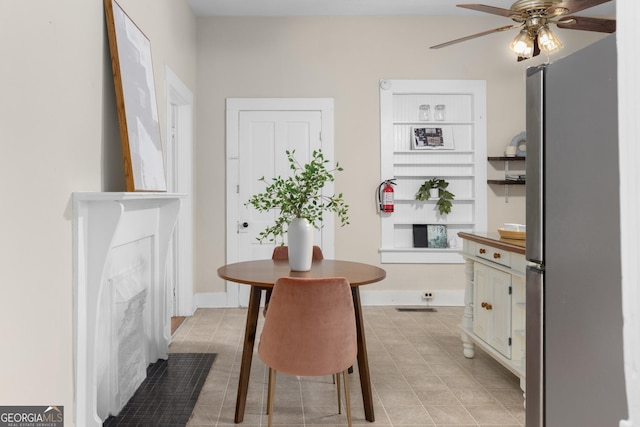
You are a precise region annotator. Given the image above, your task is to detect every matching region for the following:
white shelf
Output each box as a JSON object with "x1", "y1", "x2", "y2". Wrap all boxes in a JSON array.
[
  {"x1": 392, "y1": 198, "x2": 476, "y2": 202},
  {"x1": 391, "y1": 220, "x2": 476, "y2": 226},
  {"x1": 394, "y1": 150, "x2": 475, "y2": 154},
  {"x1": 394, "y1": 173, "x2": 476, "y2": 177},
  {"x1": 393, "y1": 121, "x2": 474, "y2": 125}
]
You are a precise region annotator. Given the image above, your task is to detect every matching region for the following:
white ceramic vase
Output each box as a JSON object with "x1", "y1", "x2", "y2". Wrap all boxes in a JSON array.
[
  {"x1": 287, "y1": 217, "x2": 314, "y2": 271},
  {"x1": 429, "y1": 188, "x2": 439, "y2": 198}
]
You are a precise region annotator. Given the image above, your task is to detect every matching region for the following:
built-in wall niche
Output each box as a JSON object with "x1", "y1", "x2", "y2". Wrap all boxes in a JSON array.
[{"x1": 379, "y1": 80, "x2": 487, "y2": 263}]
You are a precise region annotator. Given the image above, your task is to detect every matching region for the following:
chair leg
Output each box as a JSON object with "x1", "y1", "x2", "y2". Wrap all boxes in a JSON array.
[
  {"x1": 343, "y1": 370, "x2": 352, "y2": 427},
  {"x1": 266, "y1": 368, "x2": 271, "y2": 414},
  {"x1": 267, "y1": 368, "x2": 276, "y2": 426},
  {"x1": 336, "y1": 372, "x2": 342, "y2": 414}
]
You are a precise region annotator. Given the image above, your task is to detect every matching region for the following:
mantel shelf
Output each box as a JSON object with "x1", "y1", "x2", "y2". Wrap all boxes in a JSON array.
[{"x1": 73, "y1": 192, "x2": 187, "y2": 201}]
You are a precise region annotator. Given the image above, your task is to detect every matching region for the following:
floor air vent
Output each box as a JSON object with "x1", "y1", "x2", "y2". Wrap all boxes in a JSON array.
[{"x1": 396, "y1": 307, "x2": 437, "y2": 312}]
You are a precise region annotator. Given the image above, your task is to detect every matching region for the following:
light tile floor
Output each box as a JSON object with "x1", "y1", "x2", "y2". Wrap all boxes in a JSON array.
[{"x1": 169, "y1": 306, "x2": 525, "y2": 426}]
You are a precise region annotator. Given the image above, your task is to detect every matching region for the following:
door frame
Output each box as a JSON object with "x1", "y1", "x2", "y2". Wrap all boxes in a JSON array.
[
  {"x1": 165, "y1": 66, "x2": 194, "y2": 316},
  {"x1": 225, "y1": 98, "x2": 335, "y2": 306}
]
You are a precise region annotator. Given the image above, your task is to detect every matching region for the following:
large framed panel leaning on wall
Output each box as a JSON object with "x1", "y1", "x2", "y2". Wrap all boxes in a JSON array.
[{"x1": 104, "y1": 0, "x2": 167, "y2": 192}]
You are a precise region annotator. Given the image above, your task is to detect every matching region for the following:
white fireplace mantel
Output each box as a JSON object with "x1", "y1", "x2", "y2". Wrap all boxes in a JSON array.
[{"x1": 72, "y1": 192, "x2": 185, "y2": 427}]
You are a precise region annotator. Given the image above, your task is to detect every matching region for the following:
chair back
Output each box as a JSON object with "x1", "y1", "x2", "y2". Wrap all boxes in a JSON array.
[
  {"x1": 258, "y1": 277, "x2": 356, "y2": 377},
  {"x1": 271, "y1": 245, "x2": 324, "y2": 261}
]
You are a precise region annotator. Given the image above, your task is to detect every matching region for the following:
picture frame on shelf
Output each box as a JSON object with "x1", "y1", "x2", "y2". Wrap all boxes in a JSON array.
[
  {"x1": 412, "y1": 224, "x2": 428, "y2": 248},
  {"x1": 427, "y1": 224, "x2": 448, "y2": 248},
  {"x1": 411, "y1": 127, "x2": 454, "y2": 150}
]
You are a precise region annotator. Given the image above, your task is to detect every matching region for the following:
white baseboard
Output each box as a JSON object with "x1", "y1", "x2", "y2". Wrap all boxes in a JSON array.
[
  {"x1": 193, "y1": 290, "x2": 464, "y2": 309},
  {"x1": 359, "y1": 290, "x2": 464, "y2": 307},
  {"x1": 194, "y1": 292, "x2": 234, "y2": 308}
]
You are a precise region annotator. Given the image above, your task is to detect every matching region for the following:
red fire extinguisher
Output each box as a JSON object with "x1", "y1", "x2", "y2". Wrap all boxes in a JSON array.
[{"x1": 378, "y1": 179, "x2": 396, "y2": 213}]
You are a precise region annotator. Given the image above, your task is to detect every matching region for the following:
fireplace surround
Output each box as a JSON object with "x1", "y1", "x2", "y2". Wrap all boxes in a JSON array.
[{"x1": 73, "y1": 192, "x2": 184, "y2": 427}]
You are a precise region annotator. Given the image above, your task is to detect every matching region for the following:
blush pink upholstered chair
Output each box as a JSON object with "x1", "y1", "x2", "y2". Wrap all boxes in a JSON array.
[
  {"x1": 264, "y1": 245, "x2": 325, "y2": 316},
  {"x1": 258, "y1": 276, "x2": 357, "y2": 427},
  {"x1": 271, "y1": 245, "x2": 324, "y2": 261}
]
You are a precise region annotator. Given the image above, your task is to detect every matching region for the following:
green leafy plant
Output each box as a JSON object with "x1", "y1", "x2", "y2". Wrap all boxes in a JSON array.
[
  {"x1": 415, "y1": 177, "x2": 455, "y2": 215},
  {"x1": 245, "y1": 149, "x2": 350, "y2": 243}
]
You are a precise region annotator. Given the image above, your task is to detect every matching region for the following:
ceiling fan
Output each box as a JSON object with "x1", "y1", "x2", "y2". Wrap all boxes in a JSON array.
[{"x1": 430, "y1": 0, "x2": 616, "y2": 61}]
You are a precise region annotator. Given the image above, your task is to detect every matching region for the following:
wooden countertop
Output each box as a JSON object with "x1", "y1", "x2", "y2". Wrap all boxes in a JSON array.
[{"x1": 458, "y1": 232, "x2": 526, "y2": 255}]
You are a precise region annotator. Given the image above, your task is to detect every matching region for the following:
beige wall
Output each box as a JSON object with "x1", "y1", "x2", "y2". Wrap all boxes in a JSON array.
[
  {"x1": 0, "y1": 0, "x2": 196, "y2": 422},
  {"x1": 195, "y1": 16, "x2": 606, "y2": 295},
  {"x1": 0, "y1": 2, "x2": 611, "y2": 416}
]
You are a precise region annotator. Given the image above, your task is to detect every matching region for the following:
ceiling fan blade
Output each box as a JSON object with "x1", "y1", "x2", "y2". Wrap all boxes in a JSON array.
[
  {"x1": 556, "y1": 16, "x2": 616, "y2": 33},
  {"x1": 549, "y1": 0, "x2": 613, "y2": 15},
  {"x1": 457, "y1": 3, "x2": 517, "y2": 17},
  {"x1": 430, "y1": 25, "x2": 517, "y2": 49}
]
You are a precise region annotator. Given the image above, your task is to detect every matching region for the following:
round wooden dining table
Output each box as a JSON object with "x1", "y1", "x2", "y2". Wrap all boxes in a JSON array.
[{"x1": 217, "y1": 259, "x2": 386, "y2": 423}]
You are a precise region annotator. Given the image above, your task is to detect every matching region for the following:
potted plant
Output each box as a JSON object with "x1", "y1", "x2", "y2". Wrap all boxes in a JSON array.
[
  {"x1": 245, "y1": 149, "x2": 349, "y2": 271},
  {"x1": 415, "y1": 177, "x2": 455, "y2": 215}
]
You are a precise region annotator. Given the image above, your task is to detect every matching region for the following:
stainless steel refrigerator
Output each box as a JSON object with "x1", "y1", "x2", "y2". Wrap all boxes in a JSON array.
[{"x1": 525, "y1": 34, "x2": 628, "y2": 427}]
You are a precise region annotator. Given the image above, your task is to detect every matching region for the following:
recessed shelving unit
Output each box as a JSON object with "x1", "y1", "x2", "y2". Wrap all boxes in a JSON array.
[{"x1": 379, "y1": 80, "x2": 487, "y2": 264}]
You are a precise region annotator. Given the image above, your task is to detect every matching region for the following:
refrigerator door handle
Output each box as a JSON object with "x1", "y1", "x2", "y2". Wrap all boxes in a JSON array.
[{"x1": 526, "y1": 66, "x2": 545, "y2": 264}]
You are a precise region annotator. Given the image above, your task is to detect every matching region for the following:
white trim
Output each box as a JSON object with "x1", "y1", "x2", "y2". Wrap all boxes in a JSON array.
[
  {"x1": 194, "y1": 292, "x2": 235, "y2": 309},
  {"x1": 225, "y1": 98, "x2": 335, "y2": 307},
  {"x1": 165, "y1": 66, "x2": 195, "y2": 316},
  {"x1": 194, "y1": 290, "x2": 464, "y2": 308},
  {"x1": 618, "y1": 1, "x2": 640, "y2": 425},
  {"x1": 359, "y1": 289, "x2": 464, "y2": 307}
]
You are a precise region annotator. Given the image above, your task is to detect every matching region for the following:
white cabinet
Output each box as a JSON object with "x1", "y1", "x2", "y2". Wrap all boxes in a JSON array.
[
  {"x1": 379, "y1": 80, "x2": 487, "y2": 263},
  {"x1": 458, "y1": 232, "x2": 526, "y2": 398}
]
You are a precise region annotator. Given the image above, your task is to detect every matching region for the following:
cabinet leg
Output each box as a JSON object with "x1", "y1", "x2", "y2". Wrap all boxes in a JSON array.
[
  {"x1": 461, "y1": 333, "x2": 475, "y2": 358},
  {"x1": 461, "y1": 257, "x2": 475, "y2": 359}
]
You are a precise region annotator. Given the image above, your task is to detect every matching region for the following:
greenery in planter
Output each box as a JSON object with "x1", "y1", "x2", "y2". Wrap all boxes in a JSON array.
[
  {"x1": 415, "y1": 177, "x2": 455, "y2": 215},
  {"x1": 245, "y1": 149, "x2": 350, "y2": 243}
]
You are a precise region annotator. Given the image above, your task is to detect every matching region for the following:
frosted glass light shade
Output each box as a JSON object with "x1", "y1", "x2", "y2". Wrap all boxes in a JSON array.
[
  {"x1": 510, "y1": 29, "x2": 534, "y2": 59},
  {"x1": 538, "y1": 26, "x2": 563, "y2": 54}
]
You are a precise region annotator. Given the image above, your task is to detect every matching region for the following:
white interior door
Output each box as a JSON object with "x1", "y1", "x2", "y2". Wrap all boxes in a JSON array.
[
  {"x1": 165, "y1": 66, "x2": 193, "y2": 317},
  {"x1": 238, "y1": 111, "x2": 322, "y2": 259},
  {"x1": 226, "y1": 98, "x2": 335, "y2": 307}
]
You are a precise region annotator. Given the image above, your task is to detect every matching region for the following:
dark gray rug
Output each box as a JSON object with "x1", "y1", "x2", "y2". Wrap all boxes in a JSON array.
[{"x1": 103, "y1": 353, "x2": 217, "y2": 427}]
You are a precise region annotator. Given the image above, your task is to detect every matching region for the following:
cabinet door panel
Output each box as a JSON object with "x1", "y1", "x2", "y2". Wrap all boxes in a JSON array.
[
  {"x1": 473, "y1": 262, "x2": 513, "y2": 358},
  {"x1": 489, "y1": 269, "x2": 512, "y2": 358},
  {"x1": 473, "y1": 263, "x2": 491, "y2": 341}
]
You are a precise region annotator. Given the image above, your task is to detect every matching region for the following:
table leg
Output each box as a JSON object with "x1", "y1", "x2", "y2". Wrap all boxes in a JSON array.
[
  {"x1": 235, "y1": 285, "x2": 262, "y2": 423},
  {"x1": 352, "y1": 287, "x2": 375, "y2": 422}
]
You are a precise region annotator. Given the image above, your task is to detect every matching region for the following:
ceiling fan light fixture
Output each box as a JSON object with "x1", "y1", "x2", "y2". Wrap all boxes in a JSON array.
[
  {"x1": 538, "y1": 25, "x2": 563, "y2": 54},
  {"x1": 510, "y1": 29, "x2": 534, "y2": 59}
]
